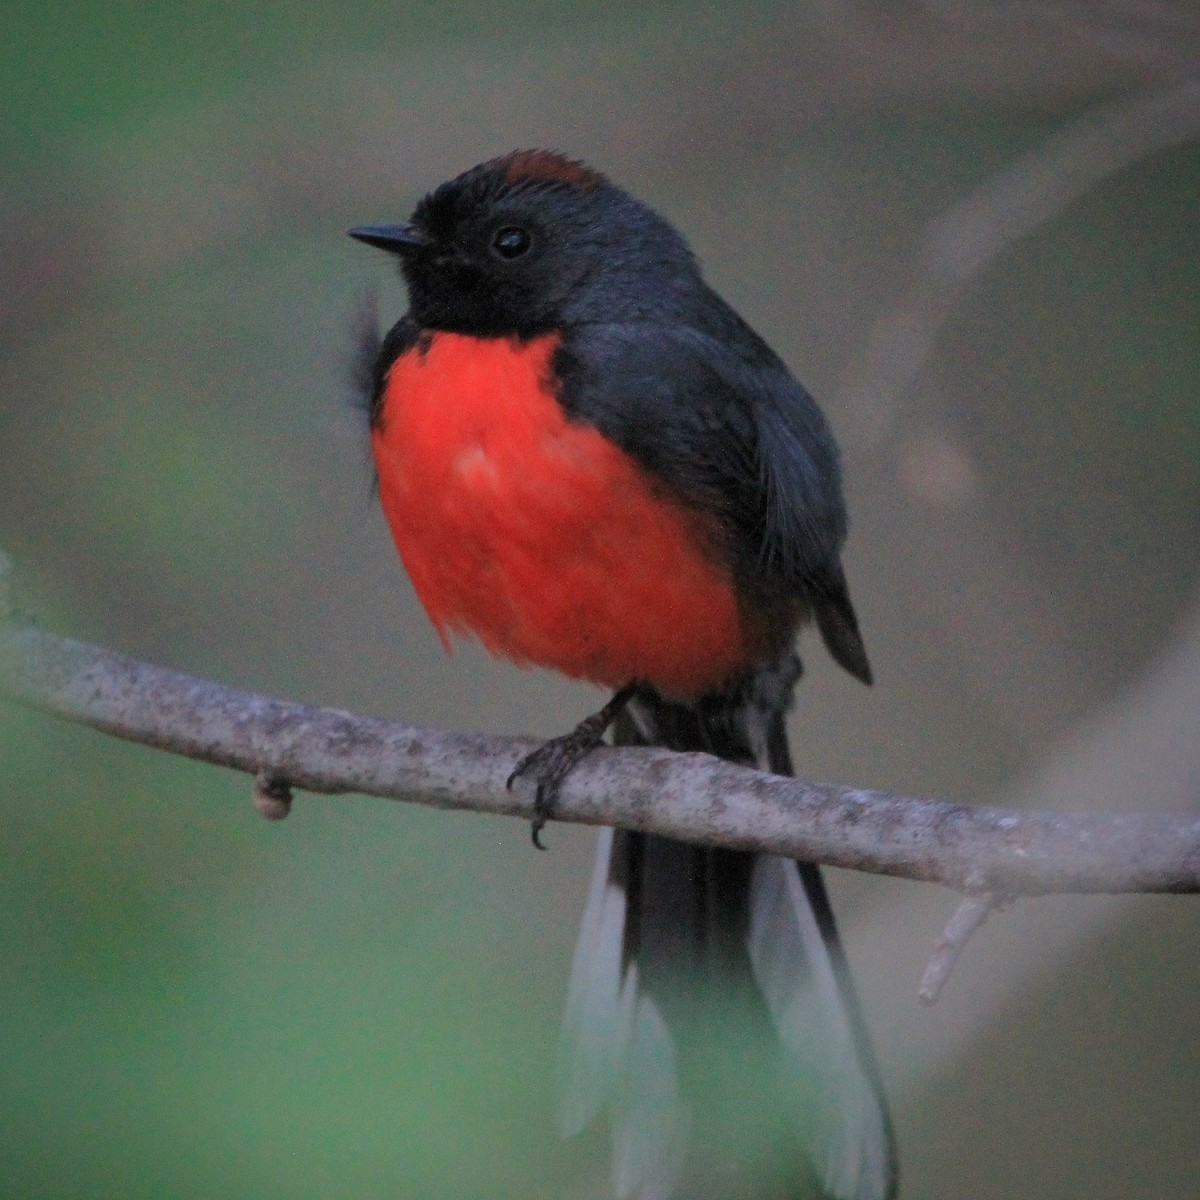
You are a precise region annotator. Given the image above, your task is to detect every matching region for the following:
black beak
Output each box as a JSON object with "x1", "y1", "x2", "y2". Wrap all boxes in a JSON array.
[{"x1": 347, "y1": 223, "x2": 430, "y2": 254}]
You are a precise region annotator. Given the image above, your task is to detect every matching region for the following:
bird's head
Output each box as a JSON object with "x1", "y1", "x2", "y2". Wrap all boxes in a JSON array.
[{"x1": 350, "y1": 150, "x2": 698, "y2": 337}]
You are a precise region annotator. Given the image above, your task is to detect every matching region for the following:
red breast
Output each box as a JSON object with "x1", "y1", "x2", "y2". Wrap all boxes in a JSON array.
[{"x1": 371, "y1": 331, "x2": 752, "y2": 698}]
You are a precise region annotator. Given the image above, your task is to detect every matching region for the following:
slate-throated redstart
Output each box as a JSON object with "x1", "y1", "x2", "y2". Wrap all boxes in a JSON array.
[{"x1": 350, "y1": 151, "x2": 895, "y2": 1200}]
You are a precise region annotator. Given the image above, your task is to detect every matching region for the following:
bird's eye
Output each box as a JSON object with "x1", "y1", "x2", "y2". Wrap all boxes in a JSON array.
[{"x1": 491, "y1": 226, "x2": 531, "y2": 260}]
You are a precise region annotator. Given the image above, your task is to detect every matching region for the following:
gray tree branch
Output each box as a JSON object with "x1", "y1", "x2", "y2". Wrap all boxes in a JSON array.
[{"x1": 3, "y1": 554, "x2": 1199, "y2": 901}]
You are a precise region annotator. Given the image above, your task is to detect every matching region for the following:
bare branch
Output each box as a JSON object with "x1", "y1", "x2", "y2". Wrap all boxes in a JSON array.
[{"x1": 3, "y1": 566, "x2": 1199, "y2": 898}]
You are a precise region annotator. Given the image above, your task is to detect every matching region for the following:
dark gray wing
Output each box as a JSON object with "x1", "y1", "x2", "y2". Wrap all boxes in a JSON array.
[{"x1": 554, "y1": 321, "x2": 870, "y2": 682}]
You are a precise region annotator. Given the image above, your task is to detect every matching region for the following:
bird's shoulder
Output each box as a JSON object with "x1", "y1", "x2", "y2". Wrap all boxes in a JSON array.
[{"x1": 553, "y1": 318, "x2": 849, "y2": 582}]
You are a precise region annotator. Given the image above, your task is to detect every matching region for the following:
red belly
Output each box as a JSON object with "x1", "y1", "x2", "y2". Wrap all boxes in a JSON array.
[{"x1": 371, "y1": 330, "x2": 750, "y2": 698}]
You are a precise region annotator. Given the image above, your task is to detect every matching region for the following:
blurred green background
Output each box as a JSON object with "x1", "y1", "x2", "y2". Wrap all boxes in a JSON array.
[{"x1": 2, "y1": 3, "x2": 1199, "y2": 1197}]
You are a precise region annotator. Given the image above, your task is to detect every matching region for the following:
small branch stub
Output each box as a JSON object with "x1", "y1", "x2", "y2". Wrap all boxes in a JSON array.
[
  {"x1": 254, "y1": 773, "x2": 293, "y2": 821},
  {"x1": 918, "y1": 893, "x2": 1006, "y2": 1005}
]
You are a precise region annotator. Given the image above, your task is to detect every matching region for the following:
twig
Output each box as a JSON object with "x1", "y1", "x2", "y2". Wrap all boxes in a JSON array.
[
  {"x1": 918, "y1": 894, "x2": 1005, "y2": 1005},
  {"x1": 3, "y1": 569, "x2": 1200, "y2": 899}
]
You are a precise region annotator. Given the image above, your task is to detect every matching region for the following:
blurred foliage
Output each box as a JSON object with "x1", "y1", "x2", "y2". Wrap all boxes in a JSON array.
[
  {"x1": 0, "y1": 0, "x2": 715, "y2": 145},
  {"x1": 0, "y1": 705, "x2": 566, "y2": 1198}
]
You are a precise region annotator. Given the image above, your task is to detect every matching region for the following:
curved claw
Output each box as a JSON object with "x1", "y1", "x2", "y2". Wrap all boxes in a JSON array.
[
  {"x1": 515, "y1": 756, "x2": 554, "y2": 848},
  {"x1": 507, "y1": 684, "x2": 637, "y2": 853}
]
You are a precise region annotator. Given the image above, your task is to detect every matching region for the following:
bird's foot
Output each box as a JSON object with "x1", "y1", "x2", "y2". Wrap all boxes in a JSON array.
[{"x1": 507, "y1": 684, "x2": 636, "y2": 849}]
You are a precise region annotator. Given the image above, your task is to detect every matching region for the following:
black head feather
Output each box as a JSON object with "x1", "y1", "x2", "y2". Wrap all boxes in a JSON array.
[{"x1": 364, "y1": 151, "x2": 697, "y2": 337}]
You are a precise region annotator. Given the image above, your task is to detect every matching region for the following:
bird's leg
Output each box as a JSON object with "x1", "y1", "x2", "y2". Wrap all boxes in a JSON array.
[{"x1": 508, "y1": 683, "x2": 637, "y2": 849}]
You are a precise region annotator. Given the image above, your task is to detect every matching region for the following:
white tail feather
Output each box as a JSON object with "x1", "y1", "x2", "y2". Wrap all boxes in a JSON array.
[
  {"x1": 560, "y1": 832, "x2": 891, "y2": 1199},
  {"x1": 559, "y1": 827, "x2": 627, "y2": 1136},
  {"x1": 611, "y1": 973, "x2": 688, "y2": 1200},
  {"x1": 747, "y1": 856, "x2": 891, "y2": 1200}
]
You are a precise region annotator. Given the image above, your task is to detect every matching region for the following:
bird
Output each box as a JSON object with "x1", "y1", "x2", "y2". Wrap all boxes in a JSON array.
[{"x1": 349, "y1": 150, "x2": 895, "y2": 1200}]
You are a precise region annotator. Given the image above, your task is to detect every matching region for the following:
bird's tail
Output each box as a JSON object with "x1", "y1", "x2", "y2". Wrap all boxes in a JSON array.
[{"x1": 557, "y1": 656, "x2": 896, "y2": 1200}]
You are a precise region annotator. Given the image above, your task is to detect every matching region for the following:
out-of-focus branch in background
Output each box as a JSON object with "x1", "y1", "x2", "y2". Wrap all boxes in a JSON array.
[{"x1": 839, "y1": 75, "x2": 1200, "y2": 446}]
